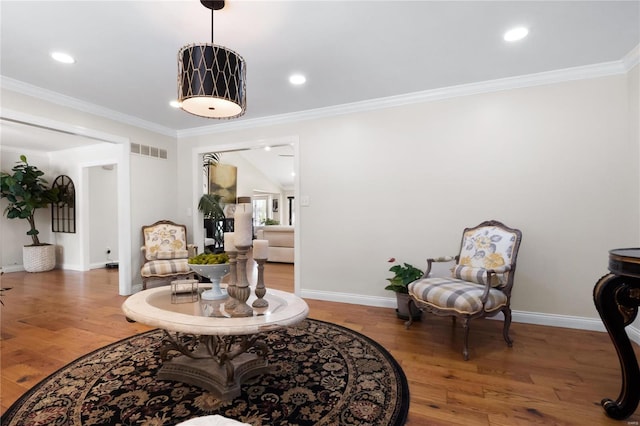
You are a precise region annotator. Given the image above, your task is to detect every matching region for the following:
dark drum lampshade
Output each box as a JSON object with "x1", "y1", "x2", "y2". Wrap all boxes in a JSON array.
[{"x1": 178, "y1": 43, "x2": 246, "y2": 119}]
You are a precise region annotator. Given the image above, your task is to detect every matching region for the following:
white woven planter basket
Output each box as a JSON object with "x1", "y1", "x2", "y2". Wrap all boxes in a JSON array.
[{"x1": 23, "y1": 244, "x2": 56, "y2": 273}]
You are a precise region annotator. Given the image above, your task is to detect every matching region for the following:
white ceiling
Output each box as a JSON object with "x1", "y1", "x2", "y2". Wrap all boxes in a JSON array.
[{"x1": 1, "y1": 0, "x2": 639, "y2": 189}]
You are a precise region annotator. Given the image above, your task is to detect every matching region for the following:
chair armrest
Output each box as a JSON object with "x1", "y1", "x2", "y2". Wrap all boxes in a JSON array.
[
  {"x1": 431, "y1": 256, "x2": 456, "y2": 262},
  {"x1": 477, "y1": 266, "x2": 512, "y2": 304},
  {"x1": 424, "y1": 255, "x2": 458, "y2": 277},
  {"x1": 455, "y1": 266, "x2": 511, "y2": 305},
  {"x1": 489, "y1": 265, "x2": 511, "y2": 274},
  {"x1": 187, "y1": 244, "x2": 198, "y2": 257}
]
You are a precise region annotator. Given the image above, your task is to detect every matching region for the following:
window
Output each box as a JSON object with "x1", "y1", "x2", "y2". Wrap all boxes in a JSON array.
[
  {"x1": 51, "y1": 175, "x2": 76, "y2": 233},
  {"x1": 253, "y1": 197, "x2": 268, "y2": 227}
]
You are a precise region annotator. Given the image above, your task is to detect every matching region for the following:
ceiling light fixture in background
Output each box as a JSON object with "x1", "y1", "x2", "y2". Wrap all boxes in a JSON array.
[
  {"x1": 289, "y1": 74, "x2": 306, "y2": 85},
  {"x1": 178, "y1": 0, "x2": 246, "y2": 119},
  {"x1": 51, "y1": 51, "x2": 75, "y2": 64},
  {"x1": 504, "y1": 26, "x2": 529, "y2": 42}
]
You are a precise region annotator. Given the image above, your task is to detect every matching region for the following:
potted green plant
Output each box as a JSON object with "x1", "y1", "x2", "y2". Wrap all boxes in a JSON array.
[
  {"x1": 198, "y1": 192, "x2": 226, "y2": 254},
  {"x1": 1, "y1": 155, "x2": 59, "y2": 272},
  {"x1": 198, "y1": 193, "x2": 225, "y2": 221},
  {"x1": 386, "y1": 258, "x2": 424, "y2": 320}
]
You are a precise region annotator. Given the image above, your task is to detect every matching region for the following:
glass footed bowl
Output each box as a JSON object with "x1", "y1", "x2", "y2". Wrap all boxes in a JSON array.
[{"x1": 188, "y1": 263, "x2": 230, "y2": 300}]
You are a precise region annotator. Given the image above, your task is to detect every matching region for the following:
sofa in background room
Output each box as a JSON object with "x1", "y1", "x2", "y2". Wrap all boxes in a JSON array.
[{"x1": 256, "y1": 226, "x2": 294, "y2": 263}]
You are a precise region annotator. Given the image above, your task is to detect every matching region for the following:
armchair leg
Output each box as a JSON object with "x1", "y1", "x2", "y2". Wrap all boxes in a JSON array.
[
  {"x1": 405, "y1": 297, "x2": 415, "y2": 329},
  {"x1": 462, "y1": 318, "x2": 470, "y2": 361},
  {"x1": 502, "y1": 307, "x2": 513, "y2": 347}
]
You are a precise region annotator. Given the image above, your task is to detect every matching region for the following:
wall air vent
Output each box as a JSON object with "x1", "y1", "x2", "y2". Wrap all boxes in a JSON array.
[{"x1": 130, "y1": 143, "x2": 167, "y2": 160}]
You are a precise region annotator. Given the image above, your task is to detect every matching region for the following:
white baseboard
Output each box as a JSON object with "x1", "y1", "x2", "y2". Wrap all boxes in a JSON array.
[
  {"x1": 1, "y1": 263, "x2": 85, "y2": 272},
  {"x1": 3, "y1": 263, "x2": 113, "y2": 272},
  {"x1": 90, "y1": 262, "x2": 110, "y2": 270},
  {"x1": 510, "y1": 310, "x2": 606, "y2": 332},
  {"x1": 300, "y1": 289, "x2": 640, "y2": 345},
  {"x1": 300, "y1": 289, "x2": 397, "y2": 309},
  {"x1": 1, "y1": 265, "x2": 24, "y2": 273},
  {"x1": 59, "y1": 263, "x2": 85, "y2": 271}
]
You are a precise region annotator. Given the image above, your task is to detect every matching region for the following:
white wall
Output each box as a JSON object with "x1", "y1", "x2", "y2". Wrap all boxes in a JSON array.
[
  {"x1": 177, "y1": 71, "x2": 639, "y2": 322},
  {"x1": 89, "y1": 165, "x2": 118, "y2": 267},
  {"x1": 628, "y1": 64, "x2": 640, "y2": 334}
]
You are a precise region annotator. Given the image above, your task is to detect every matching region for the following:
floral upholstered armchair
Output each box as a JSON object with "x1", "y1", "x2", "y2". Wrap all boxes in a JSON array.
[
  {"x1": 140, "y1": 220, "x2": 197, "y2": 289},
  {"x1": 406, "y1": 220, "x2": 522, "y2": 360}
]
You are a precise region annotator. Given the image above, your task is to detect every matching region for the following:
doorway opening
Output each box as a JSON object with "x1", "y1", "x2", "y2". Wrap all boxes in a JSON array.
[{"x1": 191, "y1": 136, "x2": 300, "y2": 295}]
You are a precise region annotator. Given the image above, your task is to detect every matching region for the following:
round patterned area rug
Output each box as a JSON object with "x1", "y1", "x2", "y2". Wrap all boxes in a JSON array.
[{"x1": 2, "y1": 319, "x2": 409, "y2": 425}]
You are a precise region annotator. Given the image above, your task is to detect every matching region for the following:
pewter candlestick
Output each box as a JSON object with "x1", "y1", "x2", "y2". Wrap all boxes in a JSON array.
[
  {"x1": 225, "y1": 250, "x2": 238, "y2": 310},
  {"x1": 252, "y1": 257, "x2": 268, "y2": 308},
  {"x1": 230, "y1": 245, "x2": 253, "y2": 317}
]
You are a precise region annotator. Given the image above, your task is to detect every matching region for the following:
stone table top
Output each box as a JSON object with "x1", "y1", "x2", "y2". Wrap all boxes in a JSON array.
[{"x1": 122, "y1": 285, "x2": 309, "y2": 336}]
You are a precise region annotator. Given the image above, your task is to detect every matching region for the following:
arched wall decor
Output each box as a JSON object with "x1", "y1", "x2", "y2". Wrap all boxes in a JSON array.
[{"x1": 51, "y1": 175, "x2": 76, "y2": 233}]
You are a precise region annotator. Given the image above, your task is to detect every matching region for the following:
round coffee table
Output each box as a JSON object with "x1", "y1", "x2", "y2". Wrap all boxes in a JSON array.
[{"x1": 122, "y1": 285, "x2": 309, "y2": 399}]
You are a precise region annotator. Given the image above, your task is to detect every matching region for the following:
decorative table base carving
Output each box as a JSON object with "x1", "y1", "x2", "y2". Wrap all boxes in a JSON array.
[
  {"x1": 121, "y1": 285, "x2": 309, "y2": 401},
  {"x1": 158, "y1": 332, "x2": 269, "y2": 399},
  {"x1": 593, "y1": 248, "x2": 640, "y2": 420}
]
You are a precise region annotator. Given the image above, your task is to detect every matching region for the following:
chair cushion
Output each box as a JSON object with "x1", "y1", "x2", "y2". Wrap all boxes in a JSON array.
[
  {"x1": 156, "y1": 249, "x2": 189, "y2": 260},
  {"x1": 459, "y1": 225, "x2": 518, "y2": 270},
  {"x1": 141, "y1": 259, "x2": 191, "y2": 277},
  {"x1": 451, "y1": 265, "x2": 504, "y2": 287},
  {"x1": 143, "y1": 223, "x2": 188, "y2": 261},
  {"x1": 408, "y1": 277, "x2": 507, "y2": 315}
]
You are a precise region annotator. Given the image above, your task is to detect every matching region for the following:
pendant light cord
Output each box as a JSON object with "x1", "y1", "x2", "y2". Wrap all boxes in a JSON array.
[{"x1": 211, "y1": 8, "x2": 214, "y2": 44}]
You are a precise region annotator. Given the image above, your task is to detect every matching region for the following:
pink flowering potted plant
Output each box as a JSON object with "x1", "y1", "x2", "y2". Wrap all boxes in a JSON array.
[{"x1": 385, "y1": 258, "x2": 424, "y2": 320}]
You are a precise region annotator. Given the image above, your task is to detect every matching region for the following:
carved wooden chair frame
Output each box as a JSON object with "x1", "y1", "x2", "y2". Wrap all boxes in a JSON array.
[{"x1": 406, "y1": 220, "x2": 522, "y2": 360}]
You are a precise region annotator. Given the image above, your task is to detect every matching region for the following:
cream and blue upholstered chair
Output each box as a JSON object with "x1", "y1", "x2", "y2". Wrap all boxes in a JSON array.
[
  {"x1": 140, "y1": 220, "x2": 197, "y2": 289},
  {"x1": 406, "y1": 220, "x2": 522, "y2": 360}
]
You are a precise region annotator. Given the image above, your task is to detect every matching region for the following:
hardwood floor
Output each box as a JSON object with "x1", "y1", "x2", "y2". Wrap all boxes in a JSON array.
[{"x1": 1, "y1": 264, "x2": 638, "y2": 425}]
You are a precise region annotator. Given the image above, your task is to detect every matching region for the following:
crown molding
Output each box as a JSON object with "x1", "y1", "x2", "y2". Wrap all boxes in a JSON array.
[
  {"x1": 1, "y1": 108, "x2": 129, "y2": 145},
  {"x1": 1, "y1": 52, "x2": 635, "y2": 140},
  {"x1": 179, "y1": 58, "x2": 630, "y2": 138},
  {"x1": 0, "y1": 76, "x2": 177, "y2": 138},
  {"x1": 622, "y1": 44, "x2": 640, "y2": 71}
]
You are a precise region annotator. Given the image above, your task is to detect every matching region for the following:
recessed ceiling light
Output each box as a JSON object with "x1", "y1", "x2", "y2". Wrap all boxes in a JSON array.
[
  {"x1": 504, "y1": 27, "x2": 529, "y2": 42},
  {"x1": 289, "y1": 74, "x2": 306, "y2": 85},
  {"x1": 169, "y1": 100, "x2": 181, "y2": 108},
  {"x1": 51, "y1": 51, "x2": 75, "y2": 64},
  {"x1": 264, "y1": 146, "x2": 272, "y2": 151}
]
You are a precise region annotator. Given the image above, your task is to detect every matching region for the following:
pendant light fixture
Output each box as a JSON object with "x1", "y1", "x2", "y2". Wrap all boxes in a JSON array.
[{"x1": 178, "y1": 0, "x2": 246, "y2": 119}]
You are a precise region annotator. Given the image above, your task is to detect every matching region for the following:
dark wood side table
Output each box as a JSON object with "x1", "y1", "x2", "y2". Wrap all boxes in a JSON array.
[{"x1": 593, "y1": 248, "x2": 640, "y2": 420}]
